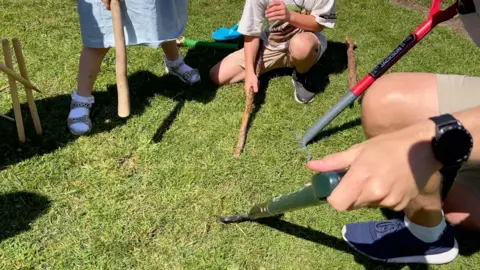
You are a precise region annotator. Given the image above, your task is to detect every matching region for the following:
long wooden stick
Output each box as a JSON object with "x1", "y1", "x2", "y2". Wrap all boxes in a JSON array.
[
  {"x1": 346, "y1": 36, "x2": 358, "y2": 108},
  {"x1": 2, "y1": 39, "x2": 25, "y2": 143},
  {"x1": 13, "y1": 38, "x2": 43, "y2": 135},
  {"x1": 0, "y1": 63, "x2": 40, "y2": 92},
  {"x1": 111, "y1": 0, "x2": 130, "y2": 118},
  {"x1": 233, "y1": 46, "x2": 263, "y2": 158}
]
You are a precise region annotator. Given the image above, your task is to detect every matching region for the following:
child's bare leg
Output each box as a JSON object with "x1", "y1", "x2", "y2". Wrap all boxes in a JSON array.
[
  {"x1": 209, "y1": 54, "x2": 246, "y2": 85},
  {"x1": 68, "y1": 46, "x2": 109, "y2": 135},
  {"x1": 77, "y1": 47, "x2": 110, "y2": 97},
  {"x1": 162, "y1": 40, "x2": 200, "y2": 84},
  {"x1": 289, "y1": 32, "x2": 321, "y2": 104}
]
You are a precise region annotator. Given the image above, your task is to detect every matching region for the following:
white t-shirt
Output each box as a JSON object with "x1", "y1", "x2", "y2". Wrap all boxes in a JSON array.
[{"x1": 237, "y1": 0, "x2": 336, "y2": 54}]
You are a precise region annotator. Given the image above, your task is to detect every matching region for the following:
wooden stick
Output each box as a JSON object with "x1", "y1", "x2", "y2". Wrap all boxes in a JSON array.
[
  {"x1": 0, "y1": 63, "x2": 40, "y2": 92},
  {"x1": 233, "y1": 46, "x2": 263, "y2": 158},
  {"x1": 111, "y1": 0, "x2": 130, "y2": 118},
  {"x1": 2, "y1": 39, "x2": 26, "y2": 143},
  {"x1": 0, "y1": 114, "x2": 14, "y2": 122},
  {"x1": 0, "y1": 85, "x2": 8, "y2": 91},
  {"x1": 346, "y1": 36, "x2": 358, "y2": 108},
  {"x1": 13, "y1": 38, "x2": 43, "y2": 135}
]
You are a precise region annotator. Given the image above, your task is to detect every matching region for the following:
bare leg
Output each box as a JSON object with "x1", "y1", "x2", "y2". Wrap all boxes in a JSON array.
[
  {"x1": 288, "y1": 32, "x2": 320, "y2": 74},
  {"x1": 77, "y1": 47, "x2": 110, "y2": 97},
  {"x1": 209, "y1": 52, "x2": 246, "y2": 85},
  {"x1": 161, "y1": 40, "x2": 180, "y2": 61},
  {"x1": 69, "y1": 46, "x2": 109, "y2": 135},
  {"x1": 162, "y1": 40, "x2": 200, "y2": 84}
]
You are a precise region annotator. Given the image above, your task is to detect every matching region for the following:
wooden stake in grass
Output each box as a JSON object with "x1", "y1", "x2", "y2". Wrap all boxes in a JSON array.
[
  {"x1": 233, "y1": 46, "x2": 263, "y2": 158},
  {"x1": 345, "y1": 36, "x2": 358, "y2": 108},
  {"x1": 2, "y1": 39, "x2": 25, "y2": 143},
  {"x1": 111, "y1": 0, "x2": 130, "y2": 118},
  {"x1": 13, "y1": 38, "x2": 43, "y2": 135}
]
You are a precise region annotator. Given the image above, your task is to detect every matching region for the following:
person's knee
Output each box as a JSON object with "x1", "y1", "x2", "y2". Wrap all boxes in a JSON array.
[
  {"x1": 209, "y1": 64, "x2": 221, "y2": 85},
  {"x1": 289, "y1": 33, "x2": 319, "y2": 62},
  {"x1": 361, "y1": 73, "x2": 405, "y2": 137}
]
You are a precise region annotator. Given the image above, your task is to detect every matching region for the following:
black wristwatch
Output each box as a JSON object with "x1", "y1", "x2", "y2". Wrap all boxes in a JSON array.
[{"x1": 429, "y1": 114, "x2": 473, "y2": 168}]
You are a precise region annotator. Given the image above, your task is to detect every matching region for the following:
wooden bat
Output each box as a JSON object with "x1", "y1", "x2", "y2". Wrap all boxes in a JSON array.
[
  {"x1": 345, "y1": 36, "x2": 358, "y2": 108},
  {"x1": 233, "y1": 46, "x2": 263, "y2": 158},
  {"x1": 110, "y1": 0, "x2": 130, "y2": 118}
]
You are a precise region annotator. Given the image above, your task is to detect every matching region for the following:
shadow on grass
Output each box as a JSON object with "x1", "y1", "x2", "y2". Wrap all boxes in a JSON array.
[
  {"x1": 0, "y1": 39, "x2": 353, "y2": 171},
  {"x1": 0, "y1": 191, "x2": 51, "y2": 243},
  {"x1": 0, "y1": 45, "x2": 230, "y2": 171},
  {"x1": 256, "y1": 216, "x2": 429, "y2": 270},
  {"x1": 309, "y1": 118, "x2": 362, "y2": 144}
]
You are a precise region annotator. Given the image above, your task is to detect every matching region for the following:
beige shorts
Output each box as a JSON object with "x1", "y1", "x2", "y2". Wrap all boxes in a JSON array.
[
  {"x1": 226, "y1": 33, "x2": 324, "y2": 74},
  {"x1": 437, "y1": 74, "x2": 480, "y2": 197}
]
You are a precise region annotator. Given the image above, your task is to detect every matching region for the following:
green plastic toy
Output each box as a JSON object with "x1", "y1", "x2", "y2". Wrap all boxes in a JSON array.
[{"x1": 176, "y1": 36, "x2": 238, "y2": 50}]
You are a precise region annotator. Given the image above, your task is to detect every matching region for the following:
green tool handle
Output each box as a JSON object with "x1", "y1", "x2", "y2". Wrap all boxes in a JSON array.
[
  {"x1": 181, "y1": 38, "x2": 238, "y2": 50},
  {"x1": 248, "y1": 170, "x2": 347, "y2": 219}
]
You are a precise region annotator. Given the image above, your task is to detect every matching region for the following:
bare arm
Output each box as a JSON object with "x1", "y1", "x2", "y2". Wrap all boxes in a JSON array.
[
  {"x1": 287, "y1": 12, "x2": 325, "y2": 32},
  {"x1": 244, "y1": 35, "x2": 260, "y2": 77}
]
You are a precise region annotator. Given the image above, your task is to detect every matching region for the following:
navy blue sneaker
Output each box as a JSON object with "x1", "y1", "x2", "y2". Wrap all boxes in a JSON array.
[{"x1": 342, "y1": 218, "x2": 459, "y2": 264}]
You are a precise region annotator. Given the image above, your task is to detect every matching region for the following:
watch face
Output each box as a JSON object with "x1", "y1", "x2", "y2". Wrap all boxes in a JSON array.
[{"x1": 438, "y1": 126, "x2": 473, "y2": 164}]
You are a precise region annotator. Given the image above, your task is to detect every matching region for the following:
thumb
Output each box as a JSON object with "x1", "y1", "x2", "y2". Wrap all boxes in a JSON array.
[{"x1": 307, "y1": 143, "x2": 364, "y2": 172}]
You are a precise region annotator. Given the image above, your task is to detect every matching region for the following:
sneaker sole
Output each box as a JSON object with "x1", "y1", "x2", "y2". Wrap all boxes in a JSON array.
[
  {"x1": 291, "y1": 78, "x2": 314, "y2": 104},
  {"x1": 341, "y1": 225, "x2": 459, "y2": 264}
]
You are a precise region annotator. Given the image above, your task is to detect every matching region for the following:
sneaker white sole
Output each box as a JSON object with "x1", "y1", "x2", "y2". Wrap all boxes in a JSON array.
[
  {"x1": 291, "y1": 78, "x2": 314, "y2": 104},
  {"x1": 341, "y1": 225, "x2": 459, "y2": 264}
]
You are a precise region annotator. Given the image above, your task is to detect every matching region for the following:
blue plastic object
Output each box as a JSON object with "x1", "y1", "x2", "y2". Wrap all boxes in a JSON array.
[{"x1": 212, "y1": 24, "x2": 241, "y2": 41}]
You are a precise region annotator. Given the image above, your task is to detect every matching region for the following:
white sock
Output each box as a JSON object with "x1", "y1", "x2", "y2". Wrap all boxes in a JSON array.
[
  {"x1": 68, "y1": 90, "x2": 94, "y2": 134},
  {"x1": 404, "y1": 212, "x2": 446, "y2": 243},
  {"x1": 165, "y1": 55, "x2": 200, "y2": 82}
]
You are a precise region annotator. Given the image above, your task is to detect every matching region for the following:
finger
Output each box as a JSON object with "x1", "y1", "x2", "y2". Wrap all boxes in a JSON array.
[
  {"x1": 253, "y1": 82, "x2": 259, "y2": 93},
  {"x1": 352, "y1": 178, "x2": 388, "y2": 210},
  {"x1": 307, "y1": 145, "x2": 363, "y2": 172},
  {"x1": 327, "y1": 169, "x2": 365, "y2": 212},
  {"x1": 266, "y1": 10, "x2": 284, "y2": 17},
  {"x1": 265, "y1": 9, "x2": 282, "y2": 18}
]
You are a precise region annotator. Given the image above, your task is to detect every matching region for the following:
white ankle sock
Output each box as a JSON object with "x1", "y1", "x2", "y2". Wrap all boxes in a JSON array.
[
  {"x1": 404, "y1": 212, "x2": 446, "y2": 243},
  {"x1": 165, "y1": 55, "x2": 200, "y2": 82},
  {"x1": 68, "y1": 90, "x2": 94, "y2": 134}
]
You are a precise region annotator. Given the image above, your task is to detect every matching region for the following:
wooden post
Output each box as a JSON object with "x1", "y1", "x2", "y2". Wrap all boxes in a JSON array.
[
  {"x1": 12, "y1": 38, "x2": 43, "y2": 135},
  {"x1": 2, "y1": 39, "x2": 25, "y2": 143},
  {"x1": 111, "y1": 0, "x2": 130, "y2": 118}
]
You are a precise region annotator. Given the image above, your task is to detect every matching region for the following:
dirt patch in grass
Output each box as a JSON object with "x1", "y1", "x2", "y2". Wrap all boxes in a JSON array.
[{"x1": 391, "y1": 0, "x2": 468, "y2": 37}]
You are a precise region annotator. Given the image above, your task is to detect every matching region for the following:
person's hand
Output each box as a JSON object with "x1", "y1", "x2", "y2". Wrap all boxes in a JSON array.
[
  {"x1": 307, "y1": 121, "x2": 442, "y2": 212},
  {"x1": 265, "y1": 0, "x2": 291, "y2": 22},
  {"x1": 245, "y1": 70, "x2": 259, "y2": 94},
  {"x1": 102, "y1": 0, "x2": 111, "y2": 10}
]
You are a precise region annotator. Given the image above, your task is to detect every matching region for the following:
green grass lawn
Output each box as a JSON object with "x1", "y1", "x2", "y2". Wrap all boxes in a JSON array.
[{"x1": 1, "y1": 0, "x2": 480, "y2": 269}]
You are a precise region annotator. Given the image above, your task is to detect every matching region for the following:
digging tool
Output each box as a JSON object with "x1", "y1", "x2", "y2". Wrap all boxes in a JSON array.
[
  {"x1": 176, "y1": 36, "x2": 239, "y2": 50},
  {"x1": 298, "y1": 0, "x2": 459, "y2": 154},
  {"x1": 217, "y1": 170, "x2": 346, "y2": 223}
]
